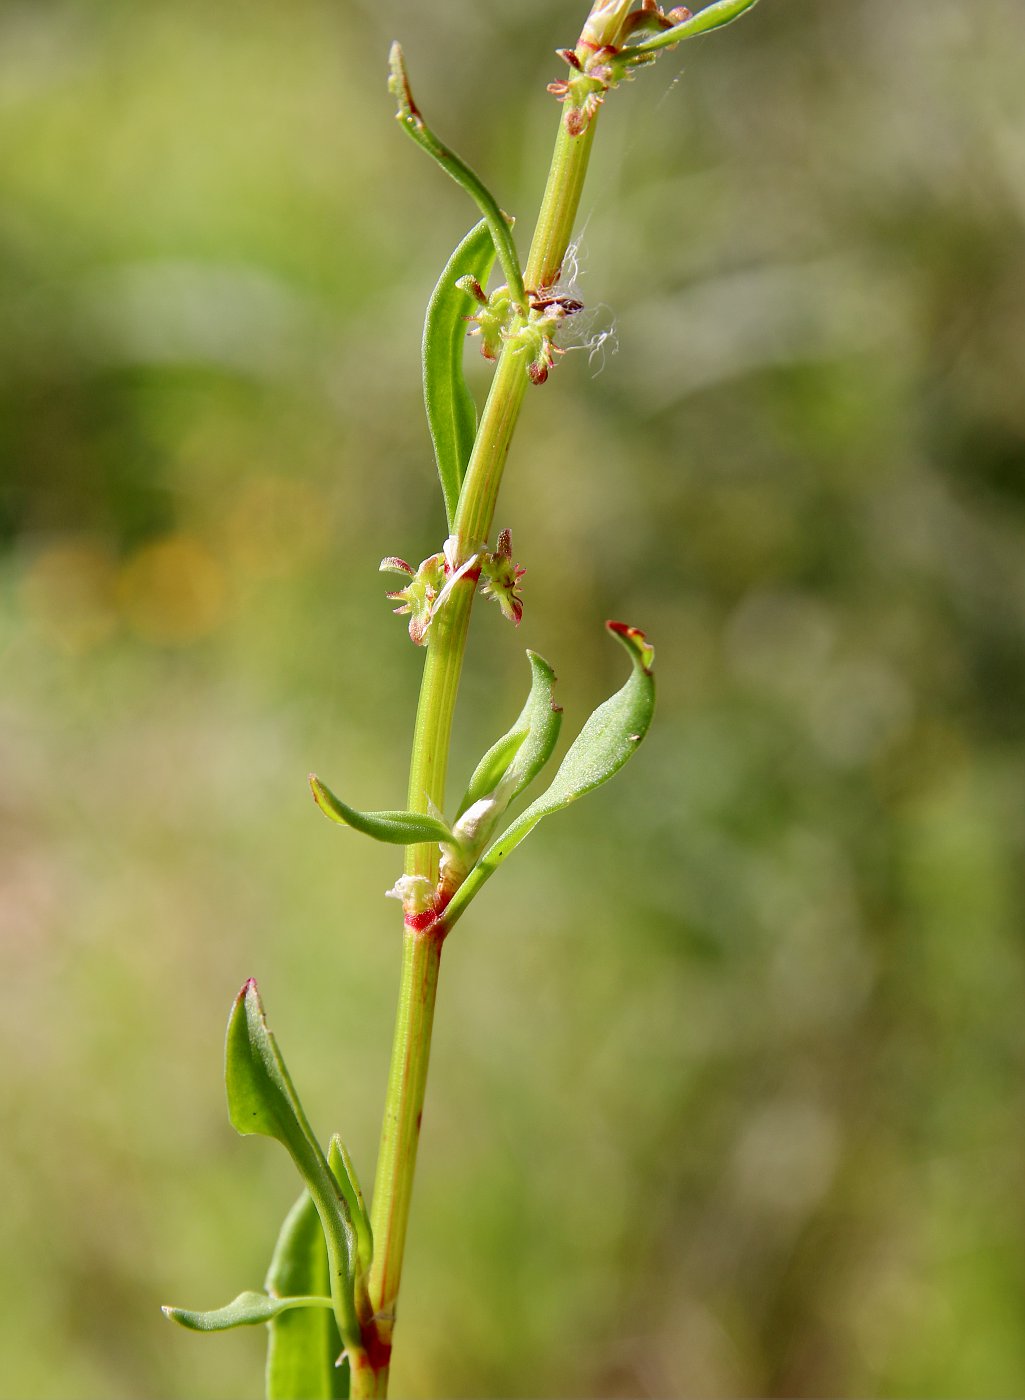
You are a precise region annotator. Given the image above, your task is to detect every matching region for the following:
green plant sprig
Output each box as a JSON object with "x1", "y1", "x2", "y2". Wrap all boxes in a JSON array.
[{"x1": 163, "y1": 2, "x2": 763, "y2": 1395}]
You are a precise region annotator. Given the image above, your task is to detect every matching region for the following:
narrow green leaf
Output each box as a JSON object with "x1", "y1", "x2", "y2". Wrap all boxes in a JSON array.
[
  {"x1": 328, "y1": 1137, "x2": 373, "y2": 1283},
  {"x1": 443, "y1": 623, "x2": 655, "y2": 929},
  {"x1": 161, "y1": 1291, "x2": 334, "y2": 1334},
  {"x1": 622, "y1": 0, "x2": 761, "y2": 59},
  {"x1": 310, "y1": 775, "x2": 452, "y2": 846},
  {"x1": 457, "y1": 650, "x2": 562, "y2": 818},
  {"x1": 424, "y1": 221, "x2": 497, "y2": 530},
  {"x1": 388, "y1": 42, "x2": 525, "y2": 308},
  {"x1": 225, "y1": 981, "x2": 361, "y2": 1352},
  {"x1": 456, "y1": 731, "x2": 525, "y2": 819},
  {"x1": 499, "y1": 652, "x2": 564, "y2": 804},
  {"x1": 265, "y1": 1191, "x2": 347, "y2": 1400}
]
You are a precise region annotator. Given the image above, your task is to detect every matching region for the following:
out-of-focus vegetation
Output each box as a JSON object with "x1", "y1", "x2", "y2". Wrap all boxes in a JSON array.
[{"x1": 2, "y1": 0, "x2": 1024, "y2": 1394}]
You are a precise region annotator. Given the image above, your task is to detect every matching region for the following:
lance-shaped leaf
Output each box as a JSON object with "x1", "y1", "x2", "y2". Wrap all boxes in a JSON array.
[
  {"x1": 457, "y1": 651, "x2": 561, "y2": 819},
  {"x1": 265, "y1": 1190, "x2": 347, "y2": 1400},
  {"x1": 424, "y1": 221, "x2": 497, "y2": 530},
  {"x1": 310, "y1": 775, "x2": 453, "y2": 846},
  {"x1": 388, "y1": 42, "x2": 525, "y2": 308},
  {"x1": 225, "y1": 980, "x2": 362, "y2": 1355},
  {"x1": 620, "y1": 0, "x2": 761, "y2": 61},
  {"x1": 328, "y1": 1136, "x2": 373, "y2": 1283},
  {"x1": 162, "y1": 1290, "x2": 335, "y2": 1335},
  {"x1": 443, "y1": 623, "x2": 654, "y2": 930}
]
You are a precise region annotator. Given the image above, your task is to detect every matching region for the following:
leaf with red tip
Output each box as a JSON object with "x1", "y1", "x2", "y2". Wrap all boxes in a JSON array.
[
  {"x1": 443, "y1": 623, "x2": 654, "y2": 930},
  {"x1": 379, "y1": 556, "x2": 413, "y2": 576}
]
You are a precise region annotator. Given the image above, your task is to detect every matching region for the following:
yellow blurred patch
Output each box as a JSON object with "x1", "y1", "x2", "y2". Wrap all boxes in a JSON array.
[
  {"x1": 222, "y1": 475, "x2": 330, "y2": 581},
  {"x1": 19, "y1": 537, "x2": 119, "y2": 655},
  {"x1": 118, "y1": 533, "x2": 228, "y2": 644}
]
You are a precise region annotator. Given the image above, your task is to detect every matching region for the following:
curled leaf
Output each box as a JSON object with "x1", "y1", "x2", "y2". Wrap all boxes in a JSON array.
[
  {"x1": 442, "y1": 622, "x2": 654, "y2": 930},
  {"x1": 224, "y1": 980, "x2": 363, "y2": 1355},
  {"x1": 310, "y1": 775, "x2": 453, "y2": 846},
  {"x1": 456, "y1": 730, "x2": 525, "y2": 821},
  {"x1": 388, "y1": 42, "x2": 525, "y2": 307},
  {"x1": 162, "y1": 1290, "x2": 334, "y2": 1334},
  {"x1": 457, "y1": 651, "x2": 562, "y2": 821},
  {"x1": 442, "y1": 650, "x2": 562, "y2": 896},
  {"x1": 424, "y1": 221, "x2": 498, "y2": 529},
  {"x1": 328, "y1": 1136, "x2": 373, "y2": 1283}
]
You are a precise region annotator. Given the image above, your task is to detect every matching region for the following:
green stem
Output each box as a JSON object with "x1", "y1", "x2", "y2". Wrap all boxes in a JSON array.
[
  {"x1": 401, "y1": 574, "x2": 478, "y2": 887},
  {"x1": 452, "y1": 348, "x2": 531, "y2": 556},
  {"x1": 364, "y1": 79, "x2": 604, "y2": 1400},
  {"x1": 358, "y1": 925, "x2": 442, "y2": 1398},
  {"x1": 525, "y1": 110, "x2": 598, "y2": 294}
]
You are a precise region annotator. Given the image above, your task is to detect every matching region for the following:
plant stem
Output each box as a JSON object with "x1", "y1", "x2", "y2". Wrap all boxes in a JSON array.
[
  {"x1": 357, "y1": 924, "x2": 443, "y2": 1398},
  {"x1": 524, "y1": 113, "x2": 598, "y2": 295},
  {"x1": 363, "y1": 56, "x2": 605, "y2": 1394},
  {"x1": 361, "y1": 357, "x2": 529, "y2": 1397}
]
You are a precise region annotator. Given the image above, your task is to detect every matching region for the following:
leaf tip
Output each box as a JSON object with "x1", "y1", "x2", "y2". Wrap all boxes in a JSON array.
[
  {"x1": 388, "y1": 41, "x2": 419, "y2": 127},
  {"x1": 161, "y1": 1304, "x2": 197, "y2": 1331},
  {"x1": 606, "y1": 619, "x2": 655, "y2": 675},
  {"x1": 308, "y1": 774, "x2": 338, "y2": 822},
  {"x1": 525, "y1": 648, "x2": 559, "y2": 686}
]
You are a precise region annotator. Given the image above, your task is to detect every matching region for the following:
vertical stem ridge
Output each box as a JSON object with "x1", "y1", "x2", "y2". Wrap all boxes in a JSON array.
[
  {"x1": 525, "y1": 116, "x2": 599, "y2": 294},
  {"x1": 365, "y1": 928, "x2": 443, "y2": 1359},
  {"x1": 403, "y1": 576, "x2": 476, "y2": 885},
  {"x1": 366, "y1": 74, "x2": 603, "y2": 1394},
  {"x1": 453, "y1": 349, "x2": 530, "y2": 554}
]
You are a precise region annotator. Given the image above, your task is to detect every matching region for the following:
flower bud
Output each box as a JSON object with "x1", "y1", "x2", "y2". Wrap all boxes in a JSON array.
[{"x1": 480, "y1": 528, "x2": 526, "y2": 625}]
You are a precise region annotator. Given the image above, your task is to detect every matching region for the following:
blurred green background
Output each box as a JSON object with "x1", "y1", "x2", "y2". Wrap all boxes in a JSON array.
[{"x1": 2, "y1": 0, "x2": 1025, "y2": 1394}]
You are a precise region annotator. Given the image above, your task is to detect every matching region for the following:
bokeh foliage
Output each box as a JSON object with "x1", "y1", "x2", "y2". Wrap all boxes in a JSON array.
[{"x1": 2, "y1": 0, "x2": 1024, "y2": 1395}]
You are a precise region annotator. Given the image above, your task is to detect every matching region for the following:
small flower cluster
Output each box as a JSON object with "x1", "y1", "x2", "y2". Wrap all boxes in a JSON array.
[
  {"x1": 381, "y1": 537, "x2": 480, "y2": 646},
  {"x1": 455, "y1": 278, "x2": 514, "y2": 361},
  {"x1": 382, "y1": 530, "x2": 525, "y2": 645},
  {"x1": 458, "y1": 277, "x2": 583, "y2": 386},
  {"x1": 480, "y1": 528, "x2": 526, "y2": 625},
  {"x1": 546, "y1": 62, "x2": 609, "y2": 137},
  {"x1": 381, "y1": 551, "x2": 447, "y2": 646},
  {"x1": 549, "y1": 0, "x2": 693, "y2": 134}
]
